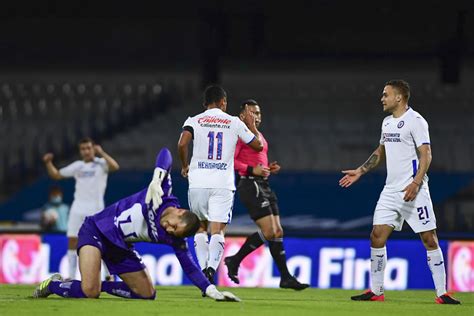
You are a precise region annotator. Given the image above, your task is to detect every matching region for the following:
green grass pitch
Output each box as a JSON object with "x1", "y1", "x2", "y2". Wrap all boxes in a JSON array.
[{"x1": 0, "y1": 285, "x2": 472, "y2": 316}]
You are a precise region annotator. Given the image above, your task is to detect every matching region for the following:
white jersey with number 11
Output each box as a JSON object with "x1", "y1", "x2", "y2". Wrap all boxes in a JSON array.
[{"x1": 183, "y1": 108, "x2": 255, "y2": 190}]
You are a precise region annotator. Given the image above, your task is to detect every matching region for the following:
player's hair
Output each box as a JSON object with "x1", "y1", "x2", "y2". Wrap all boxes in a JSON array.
[
  {"x1": 385, "y1": 79, "x2": 410, "y2": 101},
  {"x1": 240, "y1": 99, "x2": 259, "y2": 113},
  {"x1": 78, "y1": 137, "x2": 94, "y2": 147},
  {"x1": 203, "y1": 85, "x2": 227, "y2": 106},
  {"x1": 181, "y1": 210, "x2": 200, "y2": 237}
]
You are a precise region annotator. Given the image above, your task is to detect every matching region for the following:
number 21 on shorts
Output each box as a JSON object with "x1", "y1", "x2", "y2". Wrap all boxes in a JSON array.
[{"x1": 417, "y1": 206, "x2": 429, "y2": 220}]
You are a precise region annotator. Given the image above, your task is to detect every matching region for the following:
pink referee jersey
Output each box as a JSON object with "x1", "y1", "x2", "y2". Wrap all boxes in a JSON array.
[{"x1": 234, "y1": 132, "x2": 269, "y2": 176}]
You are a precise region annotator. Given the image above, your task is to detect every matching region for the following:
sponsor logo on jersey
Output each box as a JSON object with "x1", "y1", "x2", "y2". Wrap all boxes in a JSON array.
[
  {"x1": 148, "y1": 206, "x2": 159, "y2": 241},
  {"x1": 382, "y1": 133, "x2": 401, "y2": 143},
  {"x1": 198, "y1": 116, "x2": 231, "y2": 125},
  {"x1": 197, "y1": 116, "x2": 231, "y2": 129},
  {"x1": 77, "y1": 170, "x2": 96, "y2": 178}
]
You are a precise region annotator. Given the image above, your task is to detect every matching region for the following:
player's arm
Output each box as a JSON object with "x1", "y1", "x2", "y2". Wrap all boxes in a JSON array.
[
  {"x1": 339, "y1": 145, "x2": 386, "y2": 188},
  {"x1": 146, "y1": 148, "x2": 173, "y2": 211},
  {"x1": 177, "y1": 129, "x2": 192, "y2": 178},
  {"x1": 403, "y1": 144, "x2": 431, "y2": 201},
  {"x1": 173, "y1": 242, "x2": 240, "y2": 301},
  {"x1": 42, "y1": 153, "x2": 63, "y2": 180},
  {"x1": 94, "y1": 145, "x2": 120, "y2": 172}
]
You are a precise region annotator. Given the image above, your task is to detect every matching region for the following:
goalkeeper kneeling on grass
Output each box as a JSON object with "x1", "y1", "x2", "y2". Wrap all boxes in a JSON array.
[{"x1": 33, "y1": 147, "x2": 240, "y2": 302}]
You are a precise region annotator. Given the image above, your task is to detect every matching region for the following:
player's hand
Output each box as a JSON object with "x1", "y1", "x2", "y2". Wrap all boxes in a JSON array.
[
  {"x1": 43, "y1": 153, "x2": 54, "y2": 163},
  {"x1": 145, "y1": 168, "x2": 166, "y2": 211},
  {"x1": 94, "y1": 145, "x2": 104, "y2": 156},
  {"x1": 181, "y1": 165, "x2": 189, "y2": 178},
  {"x1": 269, "y1": 161, "x2": 281, "y2": 174},
  {"x1": 253, "y1": 164, "x2": 270, "y2": 177},
  {"x1": 402, "y1": 182, "x2": 420, "y2": 202},
  {"x1": 339, "y1": 169, "x2": 363, "y2": 188},
  {"x1": 205, "y1": 285, "x2": 241, "y2": 302},
  {"x1": 241, "y1": 105, "x2": 257, "y2": 130}
]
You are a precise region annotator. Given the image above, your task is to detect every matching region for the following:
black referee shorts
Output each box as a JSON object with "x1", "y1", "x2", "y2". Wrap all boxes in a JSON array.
[{"x1": 237, "y1": 177, "x2": 280, "y2": 221}]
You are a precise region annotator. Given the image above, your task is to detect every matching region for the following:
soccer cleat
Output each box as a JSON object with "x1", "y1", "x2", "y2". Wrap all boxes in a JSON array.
[
  {"x1": 350, "y1": 290, "x2": 385, "y2": 301},
  {"x1": 205, "y1": 267, "x2": 216, "y2": 285},
  {"x1": 435, "y1": 293, "x2": 461, "y2": 304},
  {"x1": 224, "y1": 256, "x2": 240, "y2": 284},
  {"x1": 33, "y1": 273, "x2": 63, "y2": 298},
  {"x1": 279, "y1": 276, "x2": 310, "y2": 291}
]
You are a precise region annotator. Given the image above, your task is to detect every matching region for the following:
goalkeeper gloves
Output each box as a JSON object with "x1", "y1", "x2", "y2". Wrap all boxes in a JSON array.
[{"x1": 145, "y1": 167, "x2": 166, "y2": 211}]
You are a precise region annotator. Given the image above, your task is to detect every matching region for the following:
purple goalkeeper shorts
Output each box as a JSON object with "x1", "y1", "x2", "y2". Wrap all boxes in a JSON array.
[{"x1": 77, "y1": 217, "x2": 146, "y2": 276}]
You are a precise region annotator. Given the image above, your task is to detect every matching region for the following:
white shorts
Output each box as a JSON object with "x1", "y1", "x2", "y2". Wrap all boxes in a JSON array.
[
  {"x1": 373, "y1": 186, "x2": 437, "y2": 233},
  {"x1": 188, "y1": 188, "x2": 234, "y2": 223},
  {"x1": 67, "y1": 202, "x2": 104, "y2": 237}
]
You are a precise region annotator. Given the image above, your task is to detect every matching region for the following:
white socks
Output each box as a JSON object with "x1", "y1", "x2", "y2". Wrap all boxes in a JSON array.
[
  {"x1": 370, "y1": 247, "x2": 386, "y2": 296},
  {"x1": 194, "y1": 232, "x2": 209, "y2": 270},
  {"x1": 208, "y1": 234, "x2": 225, "y2": 271},
  {"x1": 67, "y1": 250, "x2": 77, "y2": 279},
  {"x1": 427, "y1": 248, "x2": 447, "y2": 297}
]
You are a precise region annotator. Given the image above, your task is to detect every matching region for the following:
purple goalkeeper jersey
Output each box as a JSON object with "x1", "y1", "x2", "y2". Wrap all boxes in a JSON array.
[{"x1": 88, "y1": 148, "x2": 211, "y2": 292}]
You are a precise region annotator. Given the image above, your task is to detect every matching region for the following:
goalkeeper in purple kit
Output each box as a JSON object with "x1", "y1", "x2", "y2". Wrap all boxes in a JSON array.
[{"x1": 33, "y1": 147, "x2": 240, "y2": 302}]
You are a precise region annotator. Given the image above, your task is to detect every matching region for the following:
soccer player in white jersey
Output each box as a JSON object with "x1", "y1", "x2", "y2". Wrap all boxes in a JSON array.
[
  {"x1": 339, "y1": 80, "x2": 460, "y2": 304},
  {"x1": 43, "y1": 137, "x2": 120, "y2": 280},
  {"x1": 178, "y1": 85, "x2": 263, "y2": 282}
]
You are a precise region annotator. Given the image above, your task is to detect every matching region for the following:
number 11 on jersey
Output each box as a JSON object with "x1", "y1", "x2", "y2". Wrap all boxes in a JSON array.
[{"x1": 207, "y1": 131, "x2": 223, "y2": 160}]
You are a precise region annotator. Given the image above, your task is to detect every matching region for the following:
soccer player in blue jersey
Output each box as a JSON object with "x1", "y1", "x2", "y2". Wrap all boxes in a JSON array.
[{"x1": 33, "y1": 147, "x2": 240, "y2": 302}]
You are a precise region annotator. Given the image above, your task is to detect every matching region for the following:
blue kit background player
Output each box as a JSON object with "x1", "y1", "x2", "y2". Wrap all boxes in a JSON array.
[{"x1": 33, "y1": 148, "x2": 240, "y2": 302}]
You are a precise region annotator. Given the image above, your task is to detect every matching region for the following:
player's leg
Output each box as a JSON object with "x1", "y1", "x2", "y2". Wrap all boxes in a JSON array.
[
  {"x1": 188, "y1": 188, "x2": 210, "y2": 271},
  {"x1": 195, "y1": 221, "x2": 209, "y2": 270},
  {"x1": 66, "y1": 210, "x2": 84, "y2": 279},
  {"x1": 224, "y1": 179, "x2": 270, "y2": 283},
  {"x1": 271, "y1": 215, "x2": 309, "y2": 290},
  {"x1": 352, "y1": 191, "x2": 400, "y2": 301},
  {"x1": 404, "y1": 189, "x2": 460, "y2": 304},
  {"x1": 206, "y1": 189, "x2": 233, "y2": 281},
  {"x1": 104, "y1": 269, "x2": 156, "y2": 300},
  {"x1": 206, "y1": 221, "x2": 227, "y2": 282},
  {"x1": 54, "y1": 217, "x2": 103, "y2": 298},
  {"x1": 34, "y1": 245, "x2": 101, "y2": 299},
  {"x1": 99, "y1": 240, "x2": 155, "y2": 299},
  {"x1": 67, "y1": 237, "x2": 78, "y2": 279}
]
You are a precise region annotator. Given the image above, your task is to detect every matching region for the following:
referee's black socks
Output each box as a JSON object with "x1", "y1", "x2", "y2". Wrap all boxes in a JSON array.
[
  {"x1": 232, "y1": 232, "x2": 265, "y2": 263},
  {"x1": 268, "y1": 238, "x2": 292, "y2": 279}
]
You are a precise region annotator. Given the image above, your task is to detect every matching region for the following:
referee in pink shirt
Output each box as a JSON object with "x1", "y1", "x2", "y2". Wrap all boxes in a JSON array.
[{"x1": 224, "y1": 99, "x2": 309, "y2": 290}]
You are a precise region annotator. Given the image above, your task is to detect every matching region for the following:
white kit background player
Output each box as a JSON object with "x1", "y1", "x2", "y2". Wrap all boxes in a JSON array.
[
  {"x1": 43, "y1": 137, "x2": 120, "y2": 279},
  {"x1": 178, "y1": 85, "x2": 263, "y2": 282},
  {"x1": 339, "y1": 80, "x2": 460, "y2": 304}
]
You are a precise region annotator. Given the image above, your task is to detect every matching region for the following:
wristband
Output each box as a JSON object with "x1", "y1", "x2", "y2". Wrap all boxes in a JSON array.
[{"x1": 412, "y1": 180, "x2": 421, "y2": 186}]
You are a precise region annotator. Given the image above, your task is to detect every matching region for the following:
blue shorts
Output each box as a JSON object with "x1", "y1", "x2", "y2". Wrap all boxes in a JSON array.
[{"x1": 77, "y1": 217, "x2": 146, "y2": 276}]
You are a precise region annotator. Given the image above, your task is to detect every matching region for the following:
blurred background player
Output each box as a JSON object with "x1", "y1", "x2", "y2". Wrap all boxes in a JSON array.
[
  {"x1": 40, "y1": 186, "x2": 69, "y2": 233},
  {"x1": 339, "y1": 80, "x2": 460, "y2": 304},
  {"x1": 33, "y1": 147, "x2": 240, "y2": 302},
  {"x1": 224, "y1": 99, "x2": 309, "y2": 290},
  {"x1": 178, "y1": 86, "x2": 263, "y2": 283},
  {"x1": 42, "y1": 137, "x2": 120, "y2": 280}
]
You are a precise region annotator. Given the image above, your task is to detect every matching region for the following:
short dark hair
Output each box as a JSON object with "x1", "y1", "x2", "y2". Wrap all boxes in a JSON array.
[
  {"x1": 203, "y1": 85, "x2": 227, "y2": 106},
  {"x1": 181, "y1": 210, "x2": 200, "y2": 238},
  {"x1": 78, "y1": 137, "x2": 94, "y2": 146},
  {"x1": 385, "y1": 79, "x2": 410, "y2": 101},
  {"x1": 240, "y1": 99, "x2": 259, "y2": 113}
]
